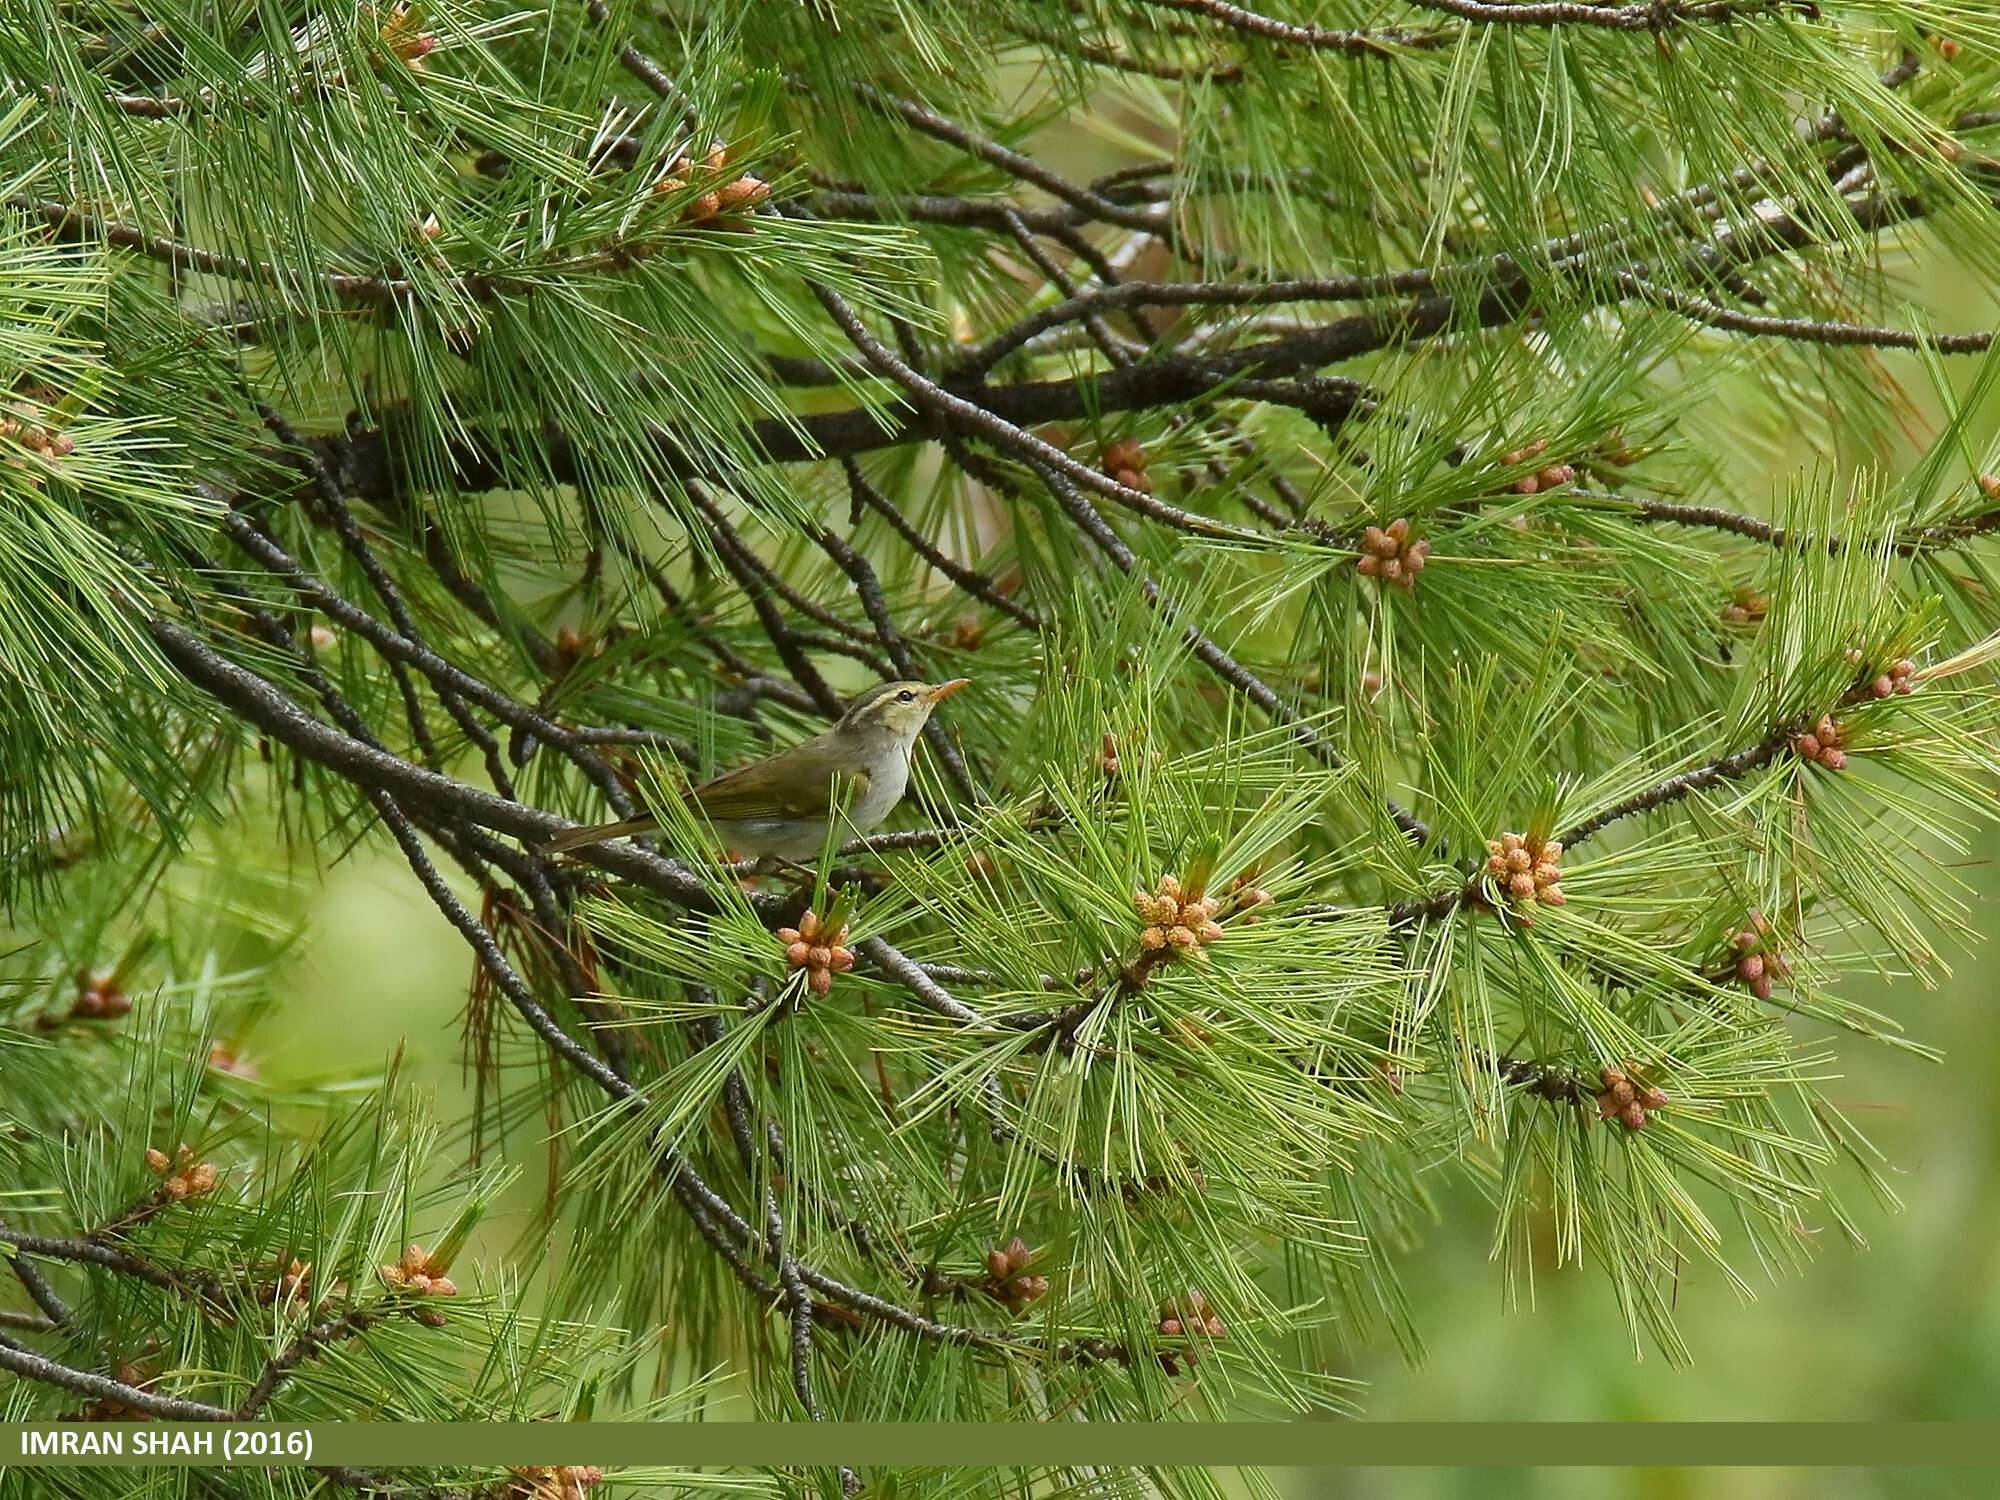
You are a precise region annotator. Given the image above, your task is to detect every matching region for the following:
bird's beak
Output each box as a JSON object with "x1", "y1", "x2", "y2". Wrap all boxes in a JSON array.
[{"x1": 926, "y1": 678, "x2": 971, "y2": 704}]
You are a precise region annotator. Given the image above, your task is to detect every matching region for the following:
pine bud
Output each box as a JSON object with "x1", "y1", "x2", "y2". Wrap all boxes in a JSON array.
[
  {"x1": 716, "y1": 176, "x2": 769, "y2": 211},
  {"x1": 1355, "y1": 519, "x2": 1432, "y2": 591},
  {"x1": 778, "y1": 912, "x2": 854, "y2": 994},
  {"x1": 1596, "y1": 1063, "x2": 1667, "y2": 1128}
]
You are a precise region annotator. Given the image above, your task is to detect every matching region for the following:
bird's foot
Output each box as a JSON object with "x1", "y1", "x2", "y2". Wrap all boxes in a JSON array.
[
  {"x1": 758, "y1": 855, "x2": 821, "y2": 889},
  {"x1": 728, "y1": 853, "x2": 820, "y2": 889}
]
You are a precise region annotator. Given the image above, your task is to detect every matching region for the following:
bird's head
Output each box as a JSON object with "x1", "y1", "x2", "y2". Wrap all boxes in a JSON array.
[{"x1": 836, "y1": 678, "x2": 970, "y2": 750}]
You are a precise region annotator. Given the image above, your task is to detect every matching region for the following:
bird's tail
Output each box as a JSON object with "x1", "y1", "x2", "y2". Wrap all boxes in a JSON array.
[{"x1": 539, "y1": 815, "x2": 660, "y2": 856}]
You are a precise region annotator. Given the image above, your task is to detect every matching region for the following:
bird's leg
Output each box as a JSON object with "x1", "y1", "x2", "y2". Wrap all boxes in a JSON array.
[
  {"x1": 730, "y1": 852, "x2": 820, "y2": 885},
  {"x1": 756, "y1": 855, "x2": 821, "y2": 889}
]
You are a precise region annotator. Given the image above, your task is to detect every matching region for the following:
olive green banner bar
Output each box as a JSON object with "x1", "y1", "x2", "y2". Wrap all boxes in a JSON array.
[{"x1": 5, "y1": 1424, "x2": 2000, "y2": 1469}]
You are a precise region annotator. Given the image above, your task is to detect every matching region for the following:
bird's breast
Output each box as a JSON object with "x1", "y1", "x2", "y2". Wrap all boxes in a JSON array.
[{"x1": 848, "y1": 750, "x2": 910, "y2": 830}]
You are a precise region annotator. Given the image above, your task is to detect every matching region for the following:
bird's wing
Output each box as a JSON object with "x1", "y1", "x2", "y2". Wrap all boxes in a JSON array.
[{"x1": 687, "y1": 746, "x2": 869, "y2": 821}]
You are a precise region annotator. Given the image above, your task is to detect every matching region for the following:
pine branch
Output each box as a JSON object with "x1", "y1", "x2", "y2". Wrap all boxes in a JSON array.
[
  {"x1": 839, "y1": 458, "x2": 1042, "y2": 630},
  {"x1": 143, "y1": 614, "x2": 726, "y2": 908},
  {"x1": 1392, "y1": 709, "x2": 1826, "y2": 924},
  {"x1": 236, "y1": 1308, "x2": 379, "y2": 1419},
  {"x1": 1403, "y1": 0, "x2": 1792, "y2": 25},
  {"x1": 0, "y1": 1228, "x2": 230, "y2": 1309},
  {"x1": 1137, "y1": 0, "x2": 1448, "y2": 49},
  {"x1": 1608, "y1": 491, "x2": 2000, "y2": 554},
  {"x1": 797, "y1": 254, "x2": 1268, "y2": 541},
  {"x1": 1, "y1": 1239, "x2": 70, "y2": 1329},
  {"x1": 1148, "y1": 0, "x2": 1797, "y2": 36},
  {"x1": 1555, "y1": 723, "x2": 1804, "y2": 849},
  {"x1": 582, "y1": 0, "x2": 701, "y2": 133},
  {"x1": 17, "y1": 0, "x2": 2000, "y2": 1434},
  {"x1": 1619, "y1": 274, "x2": 1995, "y2": 354},
  {"x1": 845, "y1": 84, "x2": 1185, "y2": 241},
  {"x1": 0, "y1": 1332, "x2": 236, "y2": 1422},
  {"x1": 367, "y1": 784, "x2": 1117, "y2": 1364},
  {"x1": 216, "y1": 509, "x2": 645, "y2": 817}
]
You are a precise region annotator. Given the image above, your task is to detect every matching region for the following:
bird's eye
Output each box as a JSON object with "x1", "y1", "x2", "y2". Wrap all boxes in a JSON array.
[{"x1": 897, "y1": 689, "x2": 916, "y2": 703}]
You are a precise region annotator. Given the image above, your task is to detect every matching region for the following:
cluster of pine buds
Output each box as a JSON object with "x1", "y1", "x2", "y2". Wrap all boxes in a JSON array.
[
  {"x1": 777, "y1": 909, "x2": 855, "y2": 995},
  {"x1": 1134, "y1": 875, "x2": 1224, "y2": 959},
  {"x1": 370, "y1": 2, "x2": 436, "y2": 67},
  {"x1": 1097, "y1": 732, "x2": 1121, "y2": 779},
  {"x1": 1720, "y1": 587, "x2": 1769, "y2": 627},
  {"x1": 78, "y1": 1360, "x2": 155, "y2": 1422},
  {"x1": 69, "y1": 968, "x2": 129, "y2": 1021},
  {"x1": 380, "y1": 1244, "x2": 458, "y2": 1299},
  {"x1": 144, "y1": 1144, "x2": 219, "y2": 1201},
  {"x1": 1595, "y1": 1065, "x2": 1668, "y2": 1131},
  {"x1": 552, "y1": 625, "x2": 602, "y2": 675},
  {"x1": 506, "y1": 1467, "x2": 606, "y2": 1500},
  {"x1": 1485, "y1": 832, "x2": 1565, "y2": 908},
  {"x1": 1502, "y1": 438, "x2": 1575, "y2": 494},
  {"x1": 0, "y1": 407, "x2": 74, "y2": 460},
  {"x1": 1157, "y1": 1290, "x2": 1225, "y2": 1373},
  {"x1": 1102, "y1": 437, "x2": 1154, "y2": 494},
  {"x1": 654, "y1": 145, "x2": 768, "y2": 228},
  {"x1": 1355, "y1": 518, "x2": 1430, "y2": 589},
  {"x1": 266, "y1": 1256, "x2": 325, "y2": 1310},
  {"x1": 1594, "y1": 428, "x2": 1640, "y2": 467},
  {"x1": 1226, "y1": 871, "x2": 1273, "y2": 924},
  {"x1": 1792, "y1": 714, "x2": 1847, "y2": 770},
  {"x1": 1731, "y1": 913, "x2": 1792, "y2": 1001},
  {"x1": 1862, "y1": 658, "x2": 1917, "y2": 699},
  {"x1": 984, "y1": 1236, "x2": 1050, "y2": 1311}
]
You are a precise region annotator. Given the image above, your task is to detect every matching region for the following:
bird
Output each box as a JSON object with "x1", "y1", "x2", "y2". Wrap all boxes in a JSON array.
[{"x1": 539, "y1": 678, "x2": 970, "y2": 860}]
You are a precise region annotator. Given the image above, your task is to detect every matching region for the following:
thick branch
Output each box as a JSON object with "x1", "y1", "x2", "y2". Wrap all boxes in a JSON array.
[{"x1": 0, "y1": 1334, "x2": 235, "y2": 1422}]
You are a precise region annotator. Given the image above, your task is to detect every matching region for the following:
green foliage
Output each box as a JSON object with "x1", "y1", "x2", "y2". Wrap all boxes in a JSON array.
[{"x1": 4, "y1": 0, "x2": 2000, "y2": 1489}]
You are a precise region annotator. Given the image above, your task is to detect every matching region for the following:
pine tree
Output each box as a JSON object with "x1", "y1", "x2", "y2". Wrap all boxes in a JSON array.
[{"x1": 5, "y1": 0, "x2": 2000, "y2": 1493}]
